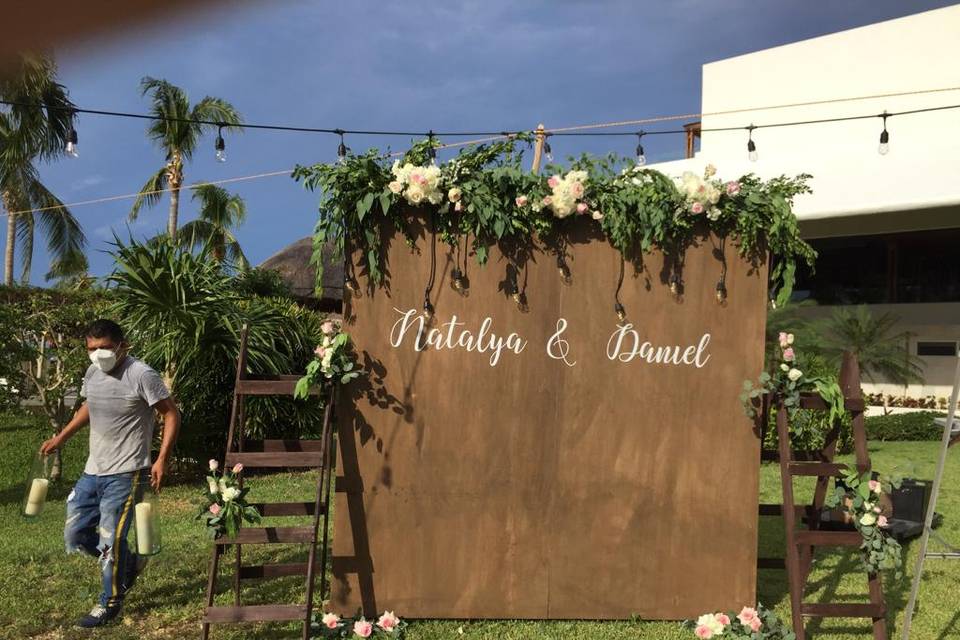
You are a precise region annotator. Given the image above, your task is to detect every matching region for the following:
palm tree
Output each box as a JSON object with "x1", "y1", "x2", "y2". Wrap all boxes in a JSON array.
[
  {"x1": 816, "y1": 305, "x2": 924, "y2": 386},
  {"x1": 130, "y1": 77, "x2": 241, "y2": 239},
  {"x1": 1, "y1": 54, "x2": 85, "y2": 285},
  {"x1": 179, "y1": 184, "x2": 249, "y2": 269}
]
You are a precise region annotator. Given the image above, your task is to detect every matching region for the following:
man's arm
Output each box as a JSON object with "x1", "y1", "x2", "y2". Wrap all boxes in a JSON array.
[
  {"x1": 150, "y1": 397, "x2": 180, "y2": 491},
  {"x1": 40, "y1": 402, "x2": 89, "y2": 454}
]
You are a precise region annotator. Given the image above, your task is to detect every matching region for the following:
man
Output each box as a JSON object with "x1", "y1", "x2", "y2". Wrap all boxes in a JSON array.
[{"x1": 40, "y1": 319, "x2": 180, "y2": 628}]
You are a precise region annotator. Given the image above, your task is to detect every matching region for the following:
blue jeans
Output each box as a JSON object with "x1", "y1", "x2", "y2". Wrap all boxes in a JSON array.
[{"x1": 64, "y1": 469, "x2": 147, "y2": 607}]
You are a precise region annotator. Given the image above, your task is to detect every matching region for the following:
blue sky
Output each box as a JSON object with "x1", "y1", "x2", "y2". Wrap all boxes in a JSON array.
[{"x1": 11, "y1": 0, "x2": 956, "y2": 283}]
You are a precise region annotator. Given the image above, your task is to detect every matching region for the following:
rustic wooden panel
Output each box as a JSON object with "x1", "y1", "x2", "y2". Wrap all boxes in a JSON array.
[{"x1": 332, "y1": 212, "x2": 767, "y2": 619}]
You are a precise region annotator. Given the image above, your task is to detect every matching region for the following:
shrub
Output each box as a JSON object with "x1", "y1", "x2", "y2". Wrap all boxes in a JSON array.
[{"x1": 865, "y1": 411, "x2": 946, "y2": 441}]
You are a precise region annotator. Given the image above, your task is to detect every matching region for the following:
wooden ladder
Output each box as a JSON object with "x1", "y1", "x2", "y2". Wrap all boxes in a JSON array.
[
  {"x1": 202, "y1": 326, "x2": 336, "y2": 640},
  {"x1": 757, "y1": 352, "x2": 887, "y2": 640}
]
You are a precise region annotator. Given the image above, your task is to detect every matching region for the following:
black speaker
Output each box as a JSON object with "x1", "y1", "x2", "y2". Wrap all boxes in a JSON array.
[{"x1": 891, "y1": 478, "x2": 932, "y2": 523}]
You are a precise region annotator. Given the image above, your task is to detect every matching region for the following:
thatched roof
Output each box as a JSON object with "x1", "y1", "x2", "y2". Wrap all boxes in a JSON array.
[{"x1": 259, "y1": 237, "x2": 344, "y2": 302}]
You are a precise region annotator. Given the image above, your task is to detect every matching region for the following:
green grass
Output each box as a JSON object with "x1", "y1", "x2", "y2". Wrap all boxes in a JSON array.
[{"x1": 1, "y1": 413, "x2": 958, "y2": 640}]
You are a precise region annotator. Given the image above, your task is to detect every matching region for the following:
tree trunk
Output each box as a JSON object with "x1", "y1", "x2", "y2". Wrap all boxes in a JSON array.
[
  {"x1": 167, "y1": 155, "x2": 183, "y2": 239},
  {"x1": 3, "y1": 192, "x2": 15, "y2": 286}
]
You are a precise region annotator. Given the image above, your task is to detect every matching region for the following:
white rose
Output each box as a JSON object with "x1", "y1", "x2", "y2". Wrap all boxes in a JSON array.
[
  {"x1": 786, "y1": 333, "x2": 795, "y2": 345},
  {"x1": 388, "y1": 181, "x2": 402, "y2": 194},
  {"x1": 448, "y1": 187, "x2": 462, "y2": 203},
  {"x1": 218, "y1": 478, "x2": 228, "y2": 494},
  {"x1": 222, "y1": 486, "x2": 240, "y2": 502},
  {"x1": 406, "y1": 187, "x2": 424, "y2": 205},
  {"x1": 208, "y1": 478, "x2": 219, "y2": 494},
  {"x1": 780, "y1": 363, "x2": 789, "y2": 372},
  {"x1": 591, "y1": 210, "x2": 603, "y2": 221},
  {"x1": 860, "y1": 512, "x2": 877, "y2": 527},
  {"x1": 704, "y1": 163, "x2": 717, "y2": 178},
  {"x1": 787, "y1": 368, "x2": 803, "y2": 382}
]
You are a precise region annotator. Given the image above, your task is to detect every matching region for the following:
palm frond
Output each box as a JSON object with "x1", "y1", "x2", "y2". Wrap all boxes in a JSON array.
[{"x1": 129, "y1": 166, "x2": 169, "y2": 221}]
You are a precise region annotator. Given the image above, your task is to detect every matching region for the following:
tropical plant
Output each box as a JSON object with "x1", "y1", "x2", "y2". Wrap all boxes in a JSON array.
[
  {"x1": 0, "y1": 53, "x2": 86, "y2": 285},
  {"x1": 130, "y1": 77, "x2": 241, "y2": 238},
  {"x1": 816, "y1": 305, "x2": 923, "y2": 386},
  {"x1": 178, "y1": 184, "x2": 248, "y2": 269}
]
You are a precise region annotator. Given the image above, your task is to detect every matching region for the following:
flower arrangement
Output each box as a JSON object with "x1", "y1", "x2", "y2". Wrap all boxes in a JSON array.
[
  {"x1": 292, "y1": 137, "x2": 814, "y2": 305},
  {"x1": 688, "y1": 604, "x2": 795, "y2": 639},
  {"x1": 196, "y1": 459, "x2": 261, "y2": 539},
  {"x1": 295, "y1": 319, "x2": 362, "y2": 400},
  {"x1": 313, "y1": 610, "x2": 406, "y2": 638},
  {"x1": 741, "y1": 332, "x2": 844, "y2": 425},
  {"x1": 826, "y1": 469, "x2": 903, "y2": 576}
]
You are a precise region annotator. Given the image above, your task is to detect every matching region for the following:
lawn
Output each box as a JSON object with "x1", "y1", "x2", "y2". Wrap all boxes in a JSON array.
[{"x1": 1, "y1": 412, "x2": 958, "y2": 640}]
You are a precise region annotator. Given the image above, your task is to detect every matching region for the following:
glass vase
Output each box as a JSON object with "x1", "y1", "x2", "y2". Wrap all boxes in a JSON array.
[
  {"x1": 22, "y1": 452, "x2": 51, "y2": 520},
  {"x1": 132, "y1": 488, "x2": 162, "y2": 556}
]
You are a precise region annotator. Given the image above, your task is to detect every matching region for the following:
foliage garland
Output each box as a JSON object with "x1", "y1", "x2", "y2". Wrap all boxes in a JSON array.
[{"x1": 293, "y1": 137, "x2": 815, "y2": 304}]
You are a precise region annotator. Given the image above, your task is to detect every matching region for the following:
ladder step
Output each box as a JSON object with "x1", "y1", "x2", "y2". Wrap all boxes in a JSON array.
[
  {"x1": 236, "y1": 378, "x2": 323, "y2": 396},
  {"x1": 798, "y1": 395, "x2": 865, "y2": 411},
  {"x1": 226, "y1": 451, "x2": 324, "y2": 468},
  {"x1": 216, "y1": 526, "x2": 316, "y2": 545},
  {"x1": 239, "y1": 562, "x2": 310, "y2": 580},
  {"x1": 238, "y1": 439, "x2": 327, "y2": 452},
  {"x1": 251, "y1": 501, "x2": 323, "y2": 517},
  {"x1": 801, "y1": 603, "x2": 885, "y2": 618},
  {"x1": 794, "y1": 530, "x2": 862, "y2": 546},
  {"x1": 761, "y1": 450, "x2": 832, "y2": 463},
  {"x1": 789, "y1": 462, "x2": 847, "y2": 476},
  {"x1": 204, "y1": 604, "x2": 308, "y2": 623},
  {"x1": 757, "y1": 557, "x2": 786, "y2": 569},
  {"x1": 759, "y1": 504, "x2": 814, "y2": 518}
]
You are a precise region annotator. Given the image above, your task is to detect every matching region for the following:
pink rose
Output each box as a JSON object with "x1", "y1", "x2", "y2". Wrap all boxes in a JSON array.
[
  {"x1": 716, "y1": 613, "x2": 730, "y2": 626},
  {"x1": 869, "y1": 479, "x2": 881, "y2": 493},
  {"x1": 695, "y1": 625, "x2": 713, "y2": 639},
  {"x1": 322, "y1": 612, "x2": 340, "y2": 629},
  {"x1": 377, "y1": 611, "x2": 400, "y2": 631},
  {"x1": 547, "y1": 176, "x2": 560, "y2": 188},
  {"x1": 576, "y1": 202, "x2": 589, "y2": 214},
  {"x1": 321, "y1": 321, "x2": 335, "y2": 336},
  {"x1": 750, "y1": 618, "x2": 762, "y2": 632},
  {"x1": 726, "y1": 181, "x2": 741, "y2": 196},
  {"x1": 411, "y1": 173, "x2": 426, "y2": 185},
  {"x1": 571, "y1": 182, "x2": 584, "y2": 198},
  {"x1": 515, "y1": 195, "x2": 528, "y2": 207},
  {"x1": 878, "y1": 515, "x2": 889, "y2": 528},
  {"x1": 778, "y1": 331, "x2": 789, "y2": 348},
  {"x1": 209, "y1": 503, "x2": 221, "y2": 516},
  {"x1": 353, "y1": 619, "x2": 373, "y2": 638},
  {"x1": 542, "y1": 196, "x2": 553, "y2": 206},
  {"x1": 783, "y1": 347, "x2": 795, "y2": 362},
  {"x1": 232, "y1": 463, "x2": 244, "y2": 474},
  {"x1": 314, "y1": 345, "x2": 326, "y2": 358},
  {"x1": 690, "y1": 202, "x2": 704, "y2": 214},
  {"x1": 454, "y1": 201, "x2": 463, "y2": 212},
  {"x1": 737, "y1": 607, "x2": 758, "y2": 626}
]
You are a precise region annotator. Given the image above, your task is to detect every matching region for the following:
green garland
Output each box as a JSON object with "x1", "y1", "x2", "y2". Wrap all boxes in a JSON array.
[{"x1": 293, "y1": 137, "x2": 815, "y2": 304}]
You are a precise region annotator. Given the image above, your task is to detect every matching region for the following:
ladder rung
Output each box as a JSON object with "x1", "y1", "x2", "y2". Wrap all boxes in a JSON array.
[
  {"x1": 794, "y1": 530, "x2": 862, "y2": 546},
  {"x1": 238, "y1": 439, "x2": 326, "y2": 452},
  {"x1": 798, "y1": 395, "x2": 865, "y2": 411},
  {"x1": 252, "y1": 501, "x2": 323, "y2": 517},
  {"x1": 789, "y1": 462, "x2": 847, "y2": 476},
  {"x1": 759, "y1": 504, "x2": 812, "y2": 518},
  {"x1": 226, "y1": 451, "x2": 324, "y2": 468},
  {"x1": 761, "y1": 450, "x2": 832, "y2": 463},
  {"x1": 801, "y1": 603, "x2": 885, "y2": 618},
  {"x1": 239, "y1": 562, "x2": 309, "y2": 580},
  {"x1": 757, "y1": 557, "x2": 786, "y2": 569},
  {"x1": 204, "y1": 604, "x2": 308, "y2": 622},
  {"x1": 235, "y1": 378, "x2": 323, "y2": 396},
  {"x1": 216, "y1": 526, "x2": 316, "y2": 545}
]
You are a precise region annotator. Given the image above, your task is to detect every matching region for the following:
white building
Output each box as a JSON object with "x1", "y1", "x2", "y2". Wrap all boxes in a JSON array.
[{"x1": 653, "y1": 5, "x2": 960, "y2": 400}]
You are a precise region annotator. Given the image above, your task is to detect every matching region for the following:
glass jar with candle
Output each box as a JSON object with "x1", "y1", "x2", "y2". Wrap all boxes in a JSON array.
[
  {"x1": 22, "y1": 453, "x2": 51, "y2": 519},
  {"x1": 132, "y1": 489, "x2": 161, "y2": 556}
]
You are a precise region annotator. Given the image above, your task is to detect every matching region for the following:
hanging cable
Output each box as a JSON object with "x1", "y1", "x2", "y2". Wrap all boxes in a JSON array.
[
  {"x1": 423, "y1": 212, "x2": 438, "y2": 319},
  {"x1": 614, "y1": 255, "x2": 626, "y2": 321}
]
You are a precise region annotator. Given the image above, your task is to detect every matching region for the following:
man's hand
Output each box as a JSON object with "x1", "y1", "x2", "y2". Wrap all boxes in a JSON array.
[
  {"x1": 151, "y1": 458, "x2": 167, "y2": 492},
  {"x1": 39, "y1": 435, "x2": 63, "y2": 455}
]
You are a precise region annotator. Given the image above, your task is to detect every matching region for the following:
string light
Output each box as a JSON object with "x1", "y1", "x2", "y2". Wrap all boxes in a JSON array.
[
  {"x1": 422, "y1": 294, "x2": 434, "y2": 320},
  {"x1": 746, "y1": 125, "x2": 758, "y2": 162},
  {"x1": 635, "y1": 131, "x2": 646, "y2": 165},
  {"x1": 427, "y1": 130, "x2": 437, "y2": 165},
  {"x1": 451, "y1": 268, "x2": 467, "y2": 294},
  {"x1": 543, "y1": 134, "x2": 554, "y2": 163},
  {"x1": 336, "y1": 129, "x2": 350, "y2": 164},
  {"x1": 556, "y1": 255, "x2": 572, "y2": 284},
  {"x1": 715, "y1": 279, "x2": 727, "y2": 303},
  {"x1": 66, "y1": 126, "x2": 79, "y2": 158},
  {"x1": 215, "y1": 125, "x2": 226, "y2": 163},
  {"x1": 669, "y1": 272, "x2": 681, "y2": 296},
  {"x1": 614, "y1": 302, "x2": 626, "y2": 322},
  {"x1": 878, "y1": 112, "x2": 890, "y2": 155}
]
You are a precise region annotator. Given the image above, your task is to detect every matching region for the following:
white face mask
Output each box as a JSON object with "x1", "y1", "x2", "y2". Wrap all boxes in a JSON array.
[{"x1": 88, "y1": 348, "x2": 118, "y2": 372}]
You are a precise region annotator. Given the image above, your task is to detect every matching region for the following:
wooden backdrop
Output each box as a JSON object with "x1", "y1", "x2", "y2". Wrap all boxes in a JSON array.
[{"x1": 331, "y1": 212, "x2": 767, "y2": 619}]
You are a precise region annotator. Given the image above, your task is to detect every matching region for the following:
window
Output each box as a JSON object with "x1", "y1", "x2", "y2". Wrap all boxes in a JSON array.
[{"x1": 917, "y1": 342, "x2": 957, "y2": 357}]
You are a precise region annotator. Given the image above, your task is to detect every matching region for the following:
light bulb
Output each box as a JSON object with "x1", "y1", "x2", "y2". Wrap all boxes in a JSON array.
[
  {"x1": 878, "y1": 130, "x2": 890, "y2": 156},
  {"x1": 215, "y1": 132, "x2": 226, "y2": 163},
  {"x1": 635, "y1": 133, "x2": 646, "y2": 165},
  {"x1": 345, "y1": 277, "x2": 361, "y2": 297},
  {"x1": 544, "y1": 140, "x2": 553, "y2": 163},
  {"x1": 423, "y1": 298, "x2": 434, "y2": 320},
  {"x1": 66, "y1": 129, "x2": 78, "y2": 158},
  {"x1": 669, "y1": 274, "x2": 680, "y2": 296},
  {"x1": 747, "y1": 140, "x2": 758, "y2": 162},
  {"x1": 636, "y1": 152, "x2": 646, "y2": 166},
  {"x1": 556, "y1": 257, "x2": 572, "y2": 284},
  {"x1": 716, "y1": 281, "x2": 727, "y2": 303},
  {"x1": 615, "y1": 302, "x2": 626, "y2": 322}
]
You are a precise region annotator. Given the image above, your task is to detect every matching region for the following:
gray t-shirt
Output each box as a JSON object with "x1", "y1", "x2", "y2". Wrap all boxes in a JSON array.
[{"x1": 80, "y1": 356, "x2": 170, "y2": 476}]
